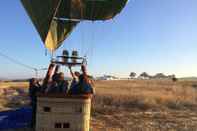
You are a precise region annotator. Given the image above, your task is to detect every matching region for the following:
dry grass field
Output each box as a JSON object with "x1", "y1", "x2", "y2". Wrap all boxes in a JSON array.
[
  {"x1": 1, "y1": 80, "x2": 197, "y2": 131},
  {"x1": 92, "y1": 80, "x2": 197, "y2": 131}
]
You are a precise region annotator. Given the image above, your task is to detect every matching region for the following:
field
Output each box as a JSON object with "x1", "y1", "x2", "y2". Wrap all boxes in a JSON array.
[{"x1": 1, "y1": 80, "x2": 197, "y2": 131}]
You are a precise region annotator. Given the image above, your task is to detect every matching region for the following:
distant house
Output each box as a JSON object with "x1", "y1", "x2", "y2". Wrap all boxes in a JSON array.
[
  {"x1": 137, "y1": 76, "x2": 150, "y2": 80},
  {"x1": 96, "y1": 75, "x2": 119, "y2": 80}
]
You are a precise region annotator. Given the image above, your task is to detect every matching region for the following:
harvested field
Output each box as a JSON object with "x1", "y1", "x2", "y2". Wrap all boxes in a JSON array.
[{"x1": 1, "y1": 80, "x2": 197, "y2": 131}]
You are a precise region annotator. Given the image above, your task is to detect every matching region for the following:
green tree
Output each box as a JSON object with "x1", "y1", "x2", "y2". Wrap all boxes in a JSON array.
[
  {"x1": 130, "y1": 72, "x2": 136, "y2": 79},
  {"x1": 139, "y1": 72, "x2": 150, "y2": 79}
]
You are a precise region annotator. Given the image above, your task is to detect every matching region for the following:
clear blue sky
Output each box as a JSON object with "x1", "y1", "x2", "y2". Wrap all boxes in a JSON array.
[{"x1": 0, "y1": 0, "x2": 197, "y2": 79}]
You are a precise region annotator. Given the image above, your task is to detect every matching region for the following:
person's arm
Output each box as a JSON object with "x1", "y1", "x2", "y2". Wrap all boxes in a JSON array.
[
  {"x1": 54, "y1": 65, "x2": 60, "y2": 74},
  {"x1": 81, "y1": 65, "x2": 87, "y2": 75},
  {"x1": 69, "y1": 66, "x2": 75, "y2": 78},
  {"x1": 81, "y1": 65, "x2": 89, "y2": 84},
  {"x1": 42, "y1": 63, "x2": 55, "y2": 91}
]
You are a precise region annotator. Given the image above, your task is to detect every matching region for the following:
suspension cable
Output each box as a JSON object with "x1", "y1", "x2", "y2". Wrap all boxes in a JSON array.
[
  {"x1": 0, "y1": 51, "x2": 36, "y2": 70},
  {"x1": 0, "y1": 51, "x2": 47, "y2": 77}
]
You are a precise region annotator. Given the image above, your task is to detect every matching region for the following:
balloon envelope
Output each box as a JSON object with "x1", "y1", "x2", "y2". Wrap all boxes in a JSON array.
[{"x1": 21, "y1": 0, "x2": 128, "y2": 51}]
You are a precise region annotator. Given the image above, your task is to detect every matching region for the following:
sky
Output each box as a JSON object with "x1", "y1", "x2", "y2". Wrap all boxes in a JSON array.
[{"x1": 0, "y1": 0, "x2": 197, "y2": 79}]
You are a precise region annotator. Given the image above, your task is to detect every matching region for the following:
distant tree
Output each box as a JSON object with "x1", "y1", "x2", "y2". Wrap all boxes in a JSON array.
[
  {"x1": 139, "y1": 72, "x2": 150, "y2": 79},
  {"x1": 154, "y1": 73, "x2": 166, "y2": 79},
  {"x1": 130, "y1": 72, "x2": 136, "y2": 79},
  {"x1": 170, "y1": 74, "x2": 178, "y2": 82},
  {"x1": 172, "y1": 77, "x2": 178, "y2": 82}
]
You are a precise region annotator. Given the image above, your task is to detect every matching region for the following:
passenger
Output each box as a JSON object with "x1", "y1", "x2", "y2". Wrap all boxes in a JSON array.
[
  {"x1": 29, "y1": 78, "x2": 41, "y2": 106},
  {"x1": 69, "y1": 65, "x2": 94, "y2": 95},
  {"x1": 29, "y1": 78, "x2": 41, "y2": 128},
  {"x1": 70, "y1": 71, "x2": 80, "y2": 88},
  {"x1": 45, "y1": 73, "x2": 59, "y2": 93},
  {"x1": 46, "y1": 72, "x2": 69, "y2": 93},
  {"x1": 68, "y1": 66, "x2": 80, "y2": 94},
  {"x1": 57, "y1": 72, "x2": 69, "y2": 93},
  {"x1": 41, "y1": 63, "x2": 56, "y2": 93}
]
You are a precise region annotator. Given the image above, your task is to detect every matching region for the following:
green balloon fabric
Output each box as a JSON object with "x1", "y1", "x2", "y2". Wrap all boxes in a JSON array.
[{"x1": 21, "y1": 0, "x2": 128, "y2": 51}]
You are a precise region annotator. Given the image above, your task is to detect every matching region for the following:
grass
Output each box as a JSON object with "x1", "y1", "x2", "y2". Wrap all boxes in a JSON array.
[
  {"x1": 93, "y1": 80, "x2": 197, "y2": 111},
  {"x1": 92, "y1": 80, "x2": 197, "y2": 130},
  {"x1": 1, "y1": 80, "x2": 197, "y2": 130},
  {"x1": 0, "y1": 82, "x2": 28, "y2": 89}
]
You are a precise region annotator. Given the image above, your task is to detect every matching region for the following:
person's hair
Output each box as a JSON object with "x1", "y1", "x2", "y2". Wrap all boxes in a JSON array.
[
  {"x1": 58, "y1": 72, "x2": 64, "y2": 80},
  {"x1": 52, "y1": 73, "x2": 59, "y2": 82},
  {"x1": 74, "y1": 71, "x2": 80, "y2": 77},
  {"x1": 29, "y1": 78, "x2": 37, "y2": 86},
  {"x1": 30, "y1": 78, "x2": 37, "y2": 83},
  {"x1": 59, "y1": 72, "x2": 64, "y2": 76}
]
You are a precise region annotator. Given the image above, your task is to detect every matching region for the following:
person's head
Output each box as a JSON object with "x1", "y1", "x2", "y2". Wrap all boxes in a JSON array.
[
  {"x1": 74, "y1": 71, "x2": 81, "y2": 78},
  {"x1": 58, "y1": 72, "x2": 65, "y2": 81},
  {"x1": 29, "y1": 78, "x2": 37, "y2": 86},
  {"x1": 52, "y1": 73, "x2": 59, "y2": 82}
]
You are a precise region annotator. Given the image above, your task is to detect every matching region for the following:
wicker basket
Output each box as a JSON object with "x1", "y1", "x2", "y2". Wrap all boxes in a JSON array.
[{"x1": 36, "y1": 94, "x2": 92, "y2": 131}]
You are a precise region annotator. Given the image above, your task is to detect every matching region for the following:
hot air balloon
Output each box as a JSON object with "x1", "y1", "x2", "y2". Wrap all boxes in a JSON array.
[
  {"x1": 21, "y1": 0, "x2": 128, "y2": 51},
  {"x1": 21, "y1": 1, "x2": 128, "y2": 130}
]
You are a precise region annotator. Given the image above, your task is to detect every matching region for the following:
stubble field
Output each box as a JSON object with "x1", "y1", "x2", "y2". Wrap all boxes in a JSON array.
[{"x1": 1, "y1": 80, "x2": 197, "y2": 131}]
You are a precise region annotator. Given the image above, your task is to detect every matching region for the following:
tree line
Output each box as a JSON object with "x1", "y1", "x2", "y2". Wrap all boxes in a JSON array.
[{"x1": 129, "y1": 72, "x2": 177, "y2": 81}]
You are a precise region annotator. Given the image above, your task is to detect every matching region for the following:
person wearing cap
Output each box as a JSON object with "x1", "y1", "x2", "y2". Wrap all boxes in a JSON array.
[{"x1": 29, "y1": 78, "x2": 41, "y2": 128}]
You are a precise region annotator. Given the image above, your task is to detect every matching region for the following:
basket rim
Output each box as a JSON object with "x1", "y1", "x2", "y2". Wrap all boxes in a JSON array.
[{"x1": 37, "y1": 93, "x2": 92, "y2": 99}]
